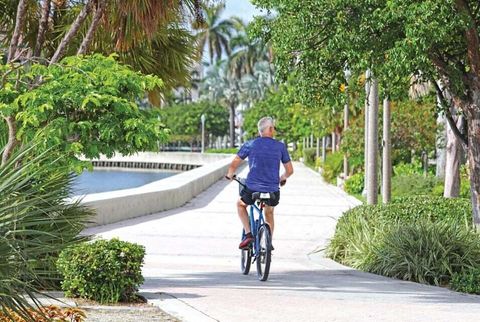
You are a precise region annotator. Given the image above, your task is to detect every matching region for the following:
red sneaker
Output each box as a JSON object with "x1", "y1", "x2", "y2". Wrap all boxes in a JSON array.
[{"x1": 239, "y1": 234, "x2": 254, "y2": 249}]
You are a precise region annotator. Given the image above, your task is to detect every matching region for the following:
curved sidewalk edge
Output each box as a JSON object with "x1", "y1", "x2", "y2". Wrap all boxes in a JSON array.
[{"x1": 80, "y1": 157, "x2": 233, "y2": 227}]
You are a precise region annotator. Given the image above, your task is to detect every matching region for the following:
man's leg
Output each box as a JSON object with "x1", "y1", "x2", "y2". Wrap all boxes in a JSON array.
[
  {"x1": 237, "y1": 198, "x2": 250, "y2": 233},
  {"x1": 264, "y1": 206, "x2": 274, "y2": 236}
]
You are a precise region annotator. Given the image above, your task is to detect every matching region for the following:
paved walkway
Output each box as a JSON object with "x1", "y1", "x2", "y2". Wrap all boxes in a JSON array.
[{"x1": 85, "y1": 162, "x2": 480, "y2": 322}]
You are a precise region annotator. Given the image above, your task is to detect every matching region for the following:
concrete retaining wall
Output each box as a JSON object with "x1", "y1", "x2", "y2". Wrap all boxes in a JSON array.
[{"x1": 79, "y1": 154, "x2": 234, "y2": 227}]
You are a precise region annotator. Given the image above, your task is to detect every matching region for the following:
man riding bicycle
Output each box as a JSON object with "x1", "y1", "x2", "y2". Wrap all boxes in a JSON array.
[{"x1": 226, "y1": 116, "x2": 294, "y2": 249}]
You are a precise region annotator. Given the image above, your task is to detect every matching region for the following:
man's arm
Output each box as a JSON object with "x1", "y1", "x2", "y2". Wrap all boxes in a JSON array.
[
  {"x1": 226, "y1": 155, "x2": 244, "y2": 179},
  {"x1": 280, "y1": 161, "x2": 294, "y2": 183}
]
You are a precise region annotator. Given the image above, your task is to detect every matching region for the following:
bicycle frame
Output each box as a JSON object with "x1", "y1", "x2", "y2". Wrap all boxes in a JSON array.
[{"x1": 247, "y1": 200, "x2": 266, "y2": 260}]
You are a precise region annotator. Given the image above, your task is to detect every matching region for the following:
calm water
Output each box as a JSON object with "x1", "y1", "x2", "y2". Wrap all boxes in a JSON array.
[{"x1": 72, "y1": 168, "x2": 179, "y2": 196}]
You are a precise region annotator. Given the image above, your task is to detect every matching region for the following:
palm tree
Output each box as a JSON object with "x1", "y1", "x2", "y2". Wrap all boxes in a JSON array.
[
  {"x1": 0, "y1": 0, "x2": 203, "y2": 89},
  {"x1": 194, "y1": 2, "x2": 234, "y2": 64},
  {"x1": 200, "y1": 60, "x2": 241, "y2": 147}
]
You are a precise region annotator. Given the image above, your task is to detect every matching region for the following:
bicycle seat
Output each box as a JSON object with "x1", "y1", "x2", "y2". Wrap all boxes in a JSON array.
[{"x1": 252, "y1": 192, "x2": 274, "y2": 201}]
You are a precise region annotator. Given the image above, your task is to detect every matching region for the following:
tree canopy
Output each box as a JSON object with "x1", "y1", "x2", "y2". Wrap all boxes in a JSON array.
[{"x1": 0, "y1": 54, "x2": 169, "y2": 170}]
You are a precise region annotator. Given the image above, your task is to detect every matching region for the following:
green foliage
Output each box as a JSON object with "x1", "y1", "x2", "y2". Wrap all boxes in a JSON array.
[
  {"x1": 159, "y1": 100, "x2": 228, "y2": 144},
  {"x1": 391, "y1": 174, "x2": 439, "y2": 198},
  {"x1": 393, "y1": 161, "x2": 424, "y2": 176},
  {"x1": 326, "y1": 196, "x2": 475, "y2": 286},
  {"x1": 390, "y1": 98, "x2": 437, "y2": 162},
  {"x1": 451, "y1": 268, "x2": 480, "y2": 294},
  {"x1": 0, "y1": 54, "x2": 169, "y2": 171},
  {"x1": 320, "y1": 152, "x2": 343, "y2": 183},
  {"x1": 303, "y1": 148, "x2": 316, "y2": 167},
  {"x1": 0, "y1": 143, "x2": 92, "y2": 319},
  {"x1": 57, "y1": 238, "x2": 145, "y2": 304},
  {"x1": 344, "y1": 172, "x2": 364, "y2": 195},
  {"x1": 206, "y1": 148, "x2": 238, "y2": 154},
  {"x1": 363, "y1": 220, "x2": 480, "y2": 286}
]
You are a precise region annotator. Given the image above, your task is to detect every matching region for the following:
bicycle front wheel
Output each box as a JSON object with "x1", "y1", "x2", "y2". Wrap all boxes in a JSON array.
[{"x1": 256, "y1": 224, "x2": 272, "y2": 281}]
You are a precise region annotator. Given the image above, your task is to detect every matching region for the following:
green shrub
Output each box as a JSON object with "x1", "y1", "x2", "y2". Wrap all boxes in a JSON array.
[
  {"x1": 451, "y1": 268, "x2": 480, "y2": 294},
  {"x1": 57, "y1": 238, "x2": 145, "y2": 304},
  {"x1": 387, "y1": 196, "x2": 472, "y2": 227},
  {"x1": 344, "y1": 172, "x2": 364, "y2": 195},
  {"x1": 392, "y1": 174, "x2": 439, "y2": 198},
  {"x1": 321, "y1": 152, "x2": 343, "y2": 183},
  {"x1": 393, "y1": 161, "x2": 424, "y2": 176},
  {"x1": 303, "y1": 148, "x2": 316, "y2": 167},
  {"x1": 363, "y1": 220, "x2": 480, "y2": 286},
  {"x1": 206, "y1": 148, "x2": 238, "y2": 154},
  {"x1": 326, "y1": 196, "x2": 475, "y2": 286}
]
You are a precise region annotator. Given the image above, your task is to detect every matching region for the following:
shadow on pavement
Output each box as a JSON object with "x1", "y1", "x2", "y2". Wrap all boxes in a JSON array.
[{"x1": 142, "y1": 268, "x2": 480, "y2": 305}]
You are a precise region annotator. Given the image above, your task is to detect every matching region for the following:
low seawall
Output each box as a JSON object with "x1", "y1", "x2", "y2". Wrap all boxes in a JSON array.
[{"x1": 79, "y1": 153, "x2": 233, "y2": 226}]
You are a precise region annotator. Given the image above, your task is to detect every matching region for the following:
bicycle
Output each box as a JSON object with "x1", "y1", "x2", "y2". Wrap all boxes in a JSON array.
[{"x1": 230, "y1": 176, "x2": 274, "y2": 282}]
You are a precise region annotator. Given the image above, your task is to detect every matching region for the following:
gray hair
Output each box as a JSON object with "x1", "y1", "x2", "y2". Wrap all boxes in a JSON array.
[{"x1": 257, "y1": 117, "x2": 274, "y2": 135}]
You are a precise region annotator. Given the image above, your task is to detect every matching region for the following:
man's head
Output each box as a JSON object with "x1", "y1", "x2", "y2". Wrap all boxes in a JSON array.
[{"x1": 257, "y1": 117, "x2": 275, "y2": 138}]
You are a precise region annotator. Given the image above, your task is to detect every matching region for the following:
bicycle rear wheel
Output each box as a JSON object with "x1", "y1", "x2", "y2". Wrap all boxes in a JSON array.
[
  {"x1": 241, "y1": 247, "x2": 252, "y2": 275},
  {"x1": 256, "y1": 224, "x2": 272, "y2": 281},
  {"x1": 240, "y1": 230, "x2": 252, "y2": 274}
]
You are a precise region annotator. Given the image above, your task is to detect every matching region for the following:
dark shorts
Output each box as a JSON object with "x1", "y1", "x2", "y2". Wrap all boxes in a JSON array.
[{"x1": 240, "y1": 186, "x2": 280, "y2": 207}]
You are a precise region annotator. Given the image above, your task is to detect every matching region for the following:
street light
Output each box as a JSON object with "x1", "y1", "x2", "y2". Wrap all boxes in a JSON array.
[
  {"x1": 343, "y1": 67, "x2": 351, "y2": 179},
  {"x1": 201, "y1": 114, "x2": 206, "y2": 153}
]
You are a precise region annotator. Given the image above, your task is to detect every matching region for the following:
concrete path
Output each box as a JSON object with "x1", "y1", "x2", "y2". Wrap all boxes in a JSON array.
[{"x1": 85, "y1": 162, "x2": 480, "y2": 322}]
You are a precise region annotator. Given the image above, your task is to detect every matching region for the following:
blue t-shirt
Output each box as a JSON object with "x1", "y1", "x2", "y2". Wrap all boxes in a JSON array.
[{"x1": 237, "y1": 137, "x2": 291, "y2": 192}]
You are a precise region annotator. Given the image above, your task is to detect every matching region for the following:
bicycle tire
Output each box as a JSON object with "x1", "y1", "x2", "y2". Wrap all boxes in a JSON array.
[
  {"x1": 256, "y1": 224, "x2": 272, "y2": 281},
  {"x1": 241, "y1": 247, "x2": 252, "y2": 275}
]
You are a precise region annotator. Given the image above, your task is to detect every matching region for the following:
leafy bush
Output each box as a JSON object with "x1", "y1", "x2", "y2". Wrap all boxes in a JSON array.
[
  {"x1": 321, "y1": 152, "x2": 343, "y2": 183},
  {"x1": 393, "y1": 161, "x2": 424, "y2": 176},
  {"x1": 363, "y1": 220, "x2": 480, "y2": 285},
  {"x1": 391, "y1": 174, "x2": 439, "y2": 198},
  {"x1": 451, "y1": 268, "x2": 480, "y2": 294},
  {"x1": 326, "y1": 196, "x2": 476, "y2": 286},
  {"x1": 387, "y1": 196, "x2": 472, "y2": 227},
  {"x1": 206, "y1": 148, "x2": 238, "y2": 154},
  {"x1": 57, "y1": 238, "x2": 145, "y2": 304},
  {"x1": 303, "y1": 148, "x2": 316, "y2": 167},
  {"x1": 344, "y1": 172, "x2": 364, "y2": 194}
]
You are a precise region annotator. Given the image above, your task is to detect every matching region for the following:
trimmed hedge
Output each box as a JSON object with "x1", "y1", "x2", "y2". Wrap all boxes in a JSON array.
[{"x1": 57, "y1": 238, "x2": 145, "y2": 304}]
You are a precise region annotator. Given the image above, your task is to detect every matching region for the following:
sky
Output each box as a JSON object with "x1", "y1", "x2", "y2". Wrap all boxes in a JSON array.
[{"x1": 223, "y1": 0, "x2": 264, "y2": 22}]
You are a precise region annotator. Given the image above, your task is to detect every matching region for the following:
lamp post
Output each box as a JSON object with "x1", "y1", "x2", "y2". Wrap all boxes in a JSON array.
[
  {"x1": 201, "y1": 114, "x2": 206, "y2": 153},
  {"x1": 343, "y1": 67, "x2": 351, "y2": 179}
]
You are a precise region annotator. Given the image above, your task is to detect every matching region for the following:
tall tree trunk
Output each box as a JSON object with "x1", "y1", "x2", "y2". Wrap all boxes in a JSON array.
[
  {"x1": 466, "y1": 107, "x2": 480, "y2": 229},
  {"x1": 7, "y1": 0, "x2": 28, "y2": 62},
  {"x1": 3, "y1": 0, "x2": 28, "y2": 164},
  {"x1": 435, "y1": 109, "x2": 447, "y2": 179},
  {"x1": 50, "y1": 0, "x2": 93, "y2": 65},
  {"x1": 363, "y1": 70, "x2": 371, "y2": 197},
  {"x1": 382, "y1": 97, "x2": 391, "y2": 203},
  {"x1": 33, "y1": 0, "x2": 51, "y2": 58},
  {"x1": 2, "y1": 116, "x2": 18, "y2": 166},
  {"x1": 331, "y1": 132, "x2": 336, "y2": 152},
  {"x1": 322, "y1": 136, "x2": 326, "y2": 163},
  {"x1": 444, "y1": 114, "x2": 462, "y2": 197},
  {"x1": 367, "y1": 78, "x2": 379, "y2": 205},
  {"x1": 229, "y1": 103, "x2": 235, "y2": 148},
  {"x1": 343, "y1": 101, "x2": 349, "y2": 178},
  {"x1": 77, "y1": 0, "x2": 107, "y2": 55}
]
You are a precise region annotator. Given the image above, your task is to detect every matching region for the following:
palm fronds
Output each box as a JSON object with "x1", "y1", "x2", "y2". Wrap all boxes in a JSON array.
[{"x1": 0, "y1": 142, "x2": 93, "y2": 320}]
